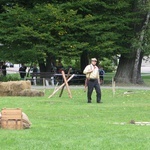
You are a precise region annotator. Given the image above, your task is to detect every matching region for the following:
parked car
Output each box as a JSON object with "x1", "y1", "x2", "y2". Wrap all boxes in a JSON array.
[{"x1": 6, "y1": 62, "x2": 14, "y2": 67}]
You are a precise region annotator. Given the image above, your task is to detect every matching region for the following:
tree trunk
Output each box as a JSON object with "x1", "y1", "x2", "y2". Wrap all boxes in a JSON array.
[
  {"x1": 136, "y1": 52, "x2": 143, "y2": 84},
  {"x1": 45, "y1": 53, "x2": 56, "y2": 72},
  {"x1": 38, "y1": 53, "x2": 56, "y2": 72},
  {"x1": 115, "y1": 52, "x2": 143, "y2": 84},
  {"x1": 80, "y1": 50, "x2": 89, "y2": 72},
  {"x1": 131, "y1": 50, "x2": 144, "y2": 84},
  {"x1": 132, "y1": 12, "x2": 150, "y2": 83},
  {"x1": 39, "y1": 62, "x2": 46, "y2": 72},
  {"x1": 115, "y1": 55, "x2": 135, "y2": 83},
  {"x1": 45, "y1": 54, "x2": 52, "y2": 72},
  {"x1": 115, "y1": 11, "x2": 150, "y2": 84}
]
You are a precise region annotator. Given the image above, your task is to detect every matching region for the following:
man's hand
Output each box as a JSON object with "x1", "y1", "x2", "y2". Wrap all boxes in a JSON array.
[
  {"x1": 88, "y1": 69, "x2": 93, "y2": 73},
  {"x1": 98, "y1": 79, "x2": 100, "y2": 84}
]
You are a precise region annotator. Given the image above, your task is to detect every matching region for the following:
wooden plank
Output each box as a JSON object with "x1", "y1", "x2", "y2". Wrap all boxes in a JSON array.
[
  {"x1": 59, "y1": 68, "x2": 72, "y2": 97},
  {"x1": 61, "y1": 70, "x2": 72, "y2": 98},
  {"x1": 2, "y1": 110, "x2": 21, "y2": 113},
  {"x1": 1, "y1": 108, "x2": 23, "y2": 129},
  {"x1": 2, "y1": 110, "x2": 22, "y2": 114},
  {"x1": 48, "y1": 74, "x2": 75, "y2": 98},
  {"x1": 1, "y1": 120, "x2": 22, "y2": 129},
  {"x1": 2, "y1": 116, "x2": 22, "y2": 119}
]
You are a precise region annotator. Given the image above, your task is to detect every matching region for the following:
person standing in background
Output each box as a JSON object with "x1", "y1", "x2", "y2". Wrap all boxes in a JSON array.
[
  {"x1": 2, "y1": 62, "x2": 7, "y2": 76},
  {"x1": 32, "y1": 64, "x2": 38, "y2": 73},
  {"x1": 19, "y1": 64, "x2": 27, "y2": 80},
  {"x1": 83, "y1": 58, "x2": 102, "y2": 103},
  {"x1": 32, "y1": 64, "x2": 39, "y2": 85},
  {"x1": 99, "y1": 67, "x2": 105, "y2": 85}
]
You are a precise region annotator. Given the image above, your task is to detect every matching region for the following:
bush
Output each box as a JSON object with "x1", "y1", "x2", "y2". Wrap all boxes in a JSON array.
[
  {"x1": 100, "y1": 58, "x2": 115, "y2": 72},
  {"x1": 0, "y1": 74, "x2": 20, "y2": 82}
]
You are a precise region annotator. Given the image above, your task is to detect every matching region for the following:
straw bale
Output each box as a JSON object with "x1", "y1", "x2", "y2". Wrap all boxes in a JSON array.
[
  {"x1": 0, "y1": 81, "x2": 44, "y2": 97},
  {"x1": 0, "y1": 90, "x2": 13, "y2": 96},
  {"x1": 22, "y1": 112, "x2": 32, "y2": 129},
  {"x1": 0, "y1": 89, "x2": 19, "y2": 96},
  {"x1": 9, "y1": 81, "x2": 31, "y2": 92},
  {"x1": 0, "y1": 81, "x2": 31, "y2": 96},
  {"x1": 0, "y1": 81, "x2": 31, "y2": 92},
  {"x1": 19, "y1": 89, "x2": 44, "y2": 97},
  {"x1": 0, "y1": 113, "x2": 1, "y2": 127},
  {"x1": 0, "y1": 82, "x2": 10, "y2": 92}
]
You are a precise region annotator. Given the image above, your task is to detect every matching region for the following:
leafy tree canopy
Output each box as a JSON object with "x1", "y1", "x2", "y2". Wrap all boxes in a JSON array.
[{"x1": 0, "y1": 0, "x2": 149, "y2": 66}]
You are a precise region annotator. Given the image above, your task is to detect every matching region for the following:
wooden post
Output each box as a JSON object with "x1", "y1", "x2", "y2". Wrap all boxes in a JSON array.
[
  {"x1": 43, "y1": 78, "x2": 46, "y2": 93},
  {"x1": 112, "y1": 77, "x2": 116, "y2": 96},
  {"x1": 54, "y1": 82, "x2": 59, "y2": 92},
  {"x1": 43, "y1": 78, "x2": 45, "y2": 86},
  {"x1": 48, "y1": 74, "x2": 75, "y2": 98},
  {"x1": 59, "y1": 68, "x2": 72, "y2": 97},
  {"x1": 61, "y1": 70, "x2": 72, "y2": 98}
]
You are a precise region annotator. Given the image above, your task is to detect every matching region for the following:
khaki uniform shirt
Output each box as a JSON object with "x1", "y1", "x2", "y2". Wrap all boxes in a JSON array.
[{"x1": 83, "y1": 64, "x2": 99, "y2": 79}]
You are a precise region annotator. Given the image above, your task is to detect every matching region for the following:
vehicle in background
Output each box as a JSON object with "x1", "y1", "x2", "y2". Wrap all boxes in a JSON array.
[{"x1": 6, "y1": 62, "x2": 14, "y2": 67}]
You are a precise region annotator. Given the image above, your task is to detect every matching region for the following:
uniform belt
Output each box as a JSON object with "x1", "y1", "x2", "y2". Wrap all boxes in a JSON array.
[{"x1": 89, "y1": 78, "x2": 97, "y2": 81}]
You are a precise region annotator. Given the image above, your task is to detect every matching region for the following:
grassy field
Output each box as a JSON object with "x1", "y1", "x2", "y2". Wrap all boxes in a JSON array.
[{"x1": 0, "y1": 87, "x2": 149, "y2": 150}]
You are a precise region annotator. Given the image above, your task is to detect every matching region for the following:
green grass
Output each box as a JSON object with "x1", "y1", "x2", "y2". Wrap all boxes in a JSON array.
[
  {"x1": 142, "y1": 73, "x2": 150, "y2": 86},
  {"x1": 103, "y1": 72, "x2": 150, "y2": 86},
  {"x1": 0, "y1": 88, "x2": 150, "y2": 150}
]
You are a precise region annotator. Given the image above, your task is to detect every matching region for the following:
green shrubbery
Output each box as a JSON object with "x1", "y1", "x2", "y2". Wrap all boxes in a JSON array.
[
  {"x1": 0, "y1": 74, "x2": 20, "y2": 82},
  {"x1": 100, "y1": 58, "x2": 116, "y2": 72}
]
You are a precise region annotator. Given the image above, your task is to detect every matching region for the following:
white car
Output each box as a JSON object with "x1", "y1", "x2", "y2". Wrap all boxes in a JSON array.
[{"x1": 6, "y1": 62, "x2": 14, "y2": 67}]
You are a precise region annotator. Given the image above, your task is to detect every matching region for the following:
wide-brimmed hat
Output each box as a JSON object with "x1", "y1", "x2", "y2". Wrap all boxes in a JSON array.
[{"x1": 91, "y1": 58, "x2": 97, "y2": 61}]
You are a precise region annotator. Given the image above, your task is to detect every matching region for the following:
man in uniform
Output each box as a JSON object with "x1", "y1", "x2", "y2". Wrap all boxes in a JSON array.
[
  {"x1": 83, "y1": 58, "x2": 102, "y2": 103},
  {"x1": 19, "y1": 64, "x2": 27, "y2": 80}
]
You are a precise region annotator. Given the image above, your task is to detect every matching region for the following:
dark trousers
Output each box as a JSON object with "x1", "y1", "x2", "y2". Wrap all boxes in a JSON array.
[{"x1": 87, "y1": 79, "x2": 101, "y2": 102}]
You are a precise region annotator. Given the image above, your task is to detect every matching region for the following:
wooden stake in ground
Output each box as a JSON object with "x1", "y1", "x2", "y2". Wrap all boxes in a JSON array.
[
  {"x1": 59, "y1": 68, "x2": 72, "y2": 97},
  {"x1": 61, "y1": 70, "x2": 72, "y2": 98},
  {"x1": 48, "y1": 74, "x2": 75, "y2": 98},
  {"x1": 112, "y1": 77, "x2": 116, "y2": 96},
  {"x1": 43, "y1": 78, "x2": 46, "y2": 94}
]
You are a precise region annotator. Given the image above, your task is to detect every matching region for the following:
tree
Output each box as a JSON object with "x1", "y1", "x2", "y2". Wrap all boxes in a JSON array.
[
  {"x1": 115, "y1": 0, "x2": 150, "y2": 84},
  {"x1": 0, "y1": 0, "x2": 150, "y2": 82},
  {"x1": 1, "y1": 1, "x2": 127, "y2": 72},
  {"x1": 0, "y1": 4, "x2": 85, "y2": 71},
  {"x1": 60, "y1": 0, "x2": 137, "y2": 71}
]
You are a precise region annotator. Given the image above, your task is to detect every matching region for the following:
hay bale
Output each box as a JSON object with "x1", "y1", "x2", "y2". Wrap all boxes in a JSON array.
[
  {"x1": 0, "y1": 90, "x2": 13, "y2": 96},
  {"x1": 0, "y1": 81, "x2": 31, "y2": 92},
  {"x1": 0, "y1": 81, "x2": 44, "y2": 97},
  {"x1": 9, "y1": 81, "x2": 31, "y2": 92},
  {"x1": 22, "y1": 112, "x2": 32, "y2": 129},
  {"x1": 0, "y1": 82, "x2": 10, "y2": 92},
  {"x1": 19, "y1": 89, "x2": 44, "y2": 97},
  {"x1": 0, "y1": 90, "x2": 19, "y2": 96},
  {"x1": 0, "y1": 81, "x2": 31, "y2": 96},
  {"x1": 0, "y1": 113, "x2": 1, "y2": 127}
]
